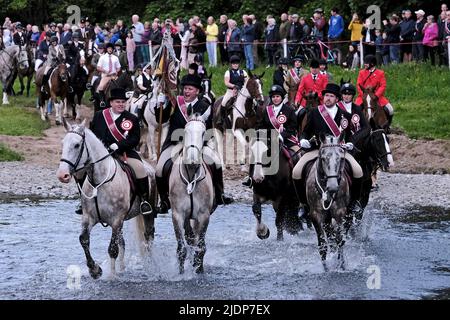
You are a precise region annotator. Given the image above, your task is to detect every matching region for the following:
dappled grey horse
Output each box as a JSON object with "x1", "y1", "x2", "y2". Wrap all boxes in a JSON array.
[
  {"x1": 56, "y1": 118, "x2": 156, "y2": 279},
  {"x1": 1, "y1": 45, "x2": 29, "y2": 104},
  {"x1": 169, "y1": 113, "x2": 214, "y2": 274},
  {"x1": 305, "y1": 134, "x2": 352, "y2": 271}
]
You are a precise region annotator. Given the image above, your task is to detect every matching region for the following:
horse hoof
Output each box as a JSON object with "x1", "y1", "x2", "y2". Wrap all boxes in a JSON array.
[
  {"x1": 89, "y1": 264, "x2": 103, "y2": 279},
  {"x1": 257, "y1": 228, "x2": 270, "y2": 240},
  {"x1": 55, "y1": 120, "x2": 61, "y2": 126},
  {"x1": 195, "y1": 265, "x2": 204, "y2": 274}
]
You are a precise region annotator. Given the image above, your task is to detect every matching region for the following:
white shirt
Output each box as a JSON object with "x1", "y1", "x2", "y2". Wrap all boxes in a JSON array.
[
  {"x1": 136, "y1": 73, "x2": 151, "y2": 88},
  {"x1": 111, "y1": 110, "x2": 121, "y2": 121},
  {"x1": 97, "y1": 53, "x2": 121, "y2": 76},
  {"x1": 224, "y1": 69, "x2": 249, "y2": 79},
  {"x1": 185, "y1": 97, "x2": 199, "y2": 109},
  {"x1": 365, "y1": 30, "x2": 371, "y2": 43},
  {"x1": 273, "y1": 103, "x2": 283, "y2": 116},
  {"x1": 343, "y1": 101, "x2": 352, "y2": 113},
  {"x1": 327, "y1": 105, "x2": 338, "y2": 119}
]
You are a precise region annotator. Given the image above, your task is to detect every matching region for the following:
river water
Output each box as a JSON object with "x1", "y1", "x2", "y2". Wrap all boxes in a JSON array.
[{"x1": 1, "y1": 199, "x2": 449, "y2": 300}]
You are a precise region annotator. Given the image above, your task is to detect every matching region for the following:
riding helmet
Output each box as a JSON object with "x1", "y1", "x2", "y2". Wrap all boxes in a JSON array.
[
  {"x1": 189, "y1": 63, "x2": 199, "y2": 72},
  {"x1": 114, "y1": 39, "x2": 123, "y2": 47},
  {"x1": 97, "y1": 43, "x2": 105, "y2": 50},
  {"x1": 229, "y1": 55, "x2": 240, "y2": 63},
  {"x1": 292, "y1": 55, "x2": 305, "y2": 63},
  {"x1": 180, "y1": 74, "x2": 202, "y2": 90},
  {"x1": 50, "y1": 36, "x2": 59, "y2": 43},
  {"x1": 15, "y1": 23, "x2": 24, "y2": 30},
  {"x1": 72, "y1": 32, "x2": 80, "y2": 39},
  {"x1": 278, "y1": 57, "x2": 290, "y2": 65},
  {"x1": 340, "y1": 83, "x2": 356, "y2": 95},
  {"x1": 194, "y1": 53, "x2": 203, "y2": 63},
  {"x1": 364, "y1": 54, "x2": 377, "y2": 67},
  {"x1": 105, "y1": 42, "x2": 114, "y2": 50},
  {"x1": 269, "y1": 84, "x2": 286, "y2": 97},
  {"x1": 319, "y1": 58, "x2": 327, "y2": 66},
  {"x1": 45, "y1": 31, "x2": 52, "y2": 38},
  {"x1": 322, "y1": 83, "x2": 341, "y2": 99}
]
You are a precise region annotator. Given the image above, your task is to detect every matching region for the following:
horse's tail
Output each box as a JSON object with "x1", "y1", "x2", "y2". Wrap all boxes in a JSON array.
[{"x1": 133, "y1": 215, "x2": 148, "y2": 257}]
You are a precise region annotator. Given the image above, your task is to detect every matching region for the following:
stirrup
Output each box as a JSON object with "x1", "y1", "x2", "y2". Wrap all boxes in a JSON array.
[
  {"x1": 100, "y1": 100, "x2": 106, "y2": 108},
  {"x1": 140, "y1": 201, "x2": 153, "y2": 215}
]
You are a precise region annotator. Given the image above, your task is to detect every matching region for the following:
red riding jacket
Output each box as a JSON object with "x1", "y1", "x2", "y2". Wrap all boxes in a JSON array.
[
  {"x1": 294, "y1": 73, "x2": 328, "y2": 107},
  {"x1": 355, "y1": 68, "x2": 390, "y2": 107}
]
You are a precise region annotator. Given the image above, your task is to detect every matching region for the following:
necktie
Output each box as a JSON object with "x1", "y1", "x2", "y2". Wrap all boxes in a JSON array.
[
  {"x1": 187, "y1": 103, "x2": 192, "y2": 115},
  {"x1": 313, "y1": 74, "x2": 317, "y2": 81},
  {"x1": 297, "y1": 68, "x2": 300, "y2": 76},
  {"x1": 108, "y1": 54, "x2": 112, "y2": 74}
]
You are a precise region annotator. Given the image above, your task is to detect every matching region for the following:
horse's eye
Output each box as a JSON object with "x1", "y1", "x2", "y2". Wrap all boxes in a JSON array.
[{"x1": 74, "y1": 144, "x2": 80, "y2": 149}]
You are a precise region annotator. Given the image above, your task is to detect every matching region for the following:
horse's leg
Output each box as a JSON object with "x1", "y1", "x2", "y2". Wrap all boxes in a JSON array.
[
  {"x1": 335, "y1": 221, "x2": 346, "y2": 270},
  {"x1": 2, "y1": 89, "x2": 9, "y2": 105},
  {"x1": 252, "y1": 195, "x2": 270, "y2": 239},
  {"x1": 118, "y1": 230, "x2": 126, "y2": 272},
  {"x1": 213, "y1": 128, "x2": 225, "y2": 167},
  {"x1": 26, "y1": 75, "x2": 32, "y2": 97},
  {"x1": 79, "y1": 222, "x2": 103, "y2": 279},
  {"x1": 18, "y1": 75, "x2": 24, "y2": 95},
  {"x1": 172, "y1": 211, "x2": 187, "y2": 274},
  {"x1": 193, "y1": 216, "x2": 209, "y2": 274},
  {"x1": 147, "y1": 125, "x2": 156, "y2": 161},
  {"x1": 275, "y1": 201, "x2": 286, "y2": 241},
  {"x1": 63, "y1": 97, "x2": 69, "y2": 118},
  {"x1": 311, "y1": 212, "x2": 328, "y2": 272},
  {"x1": 108, "y1": 223, "x2": 123, "y2": 279}
]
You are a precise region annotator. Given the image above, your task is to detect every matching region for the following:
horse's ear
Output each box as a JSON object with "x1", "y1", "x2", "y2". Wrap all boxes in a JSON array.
[
  {"x1": 248, "y1": 69, "x2": 253, "y2": 78},
  {"x1": 319, "y1": 133, "x2": 326, "y2": 144},
  {"x1": 347, "y1": 78, "x2": 351, "y2": 84},
  {"x1": 259, "y1": 71, "x2": 265, "y2": 79},
  {"x1": 62, "y1": 117, "x2": 72, "y2": 132},
  {"x1": 208, "y1": 72, "x2": 213, "y2": 79},
  {"x1": 340, "y1": 78, "x2": 344, "y2": 86}
]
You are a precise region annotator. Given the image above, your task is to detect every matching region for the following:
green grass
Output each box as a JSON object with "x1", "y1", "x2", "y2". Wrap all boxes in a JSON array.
[
  {"x1": 0, "y1": 143, "x2": 24, "y2": 161},
  {"x1": 0, "y1": 81, "x2": 50, "y2": 137}
]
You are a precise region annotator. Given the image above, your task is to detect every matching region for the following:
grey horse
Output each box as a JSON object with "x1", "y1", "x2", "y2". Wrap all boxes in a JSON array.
[
  {"x1": 57, "y1": 118, "x2": 156, "y2": 279},
  {"x1": 305, "y1": 134, "x2": 352, "y2": 271},
  {"x1": 0, "y1": 45, "x2": 29, "y2": 104},
  {"x1": 169, "y1": 113, "x2": 214, "y2": 274}
]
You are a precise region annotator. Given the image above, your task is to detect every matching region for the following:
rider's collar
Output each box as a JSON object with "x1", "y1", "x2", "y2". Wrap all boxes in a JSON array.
[{"x1": 185, "y1": 97, "x2": 198, "y2": 106}]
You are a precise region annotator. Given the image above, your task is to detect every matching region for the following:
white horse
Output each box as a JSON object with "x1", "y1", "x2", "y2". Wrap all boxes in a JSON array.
[
  {"x1": 56, "y1": 118, "x2": 156, "y2": 279},
  {"x1": 1, "y1": 45, "x2": 29, "y2": 104},
  {"x1": 170, "y1": 113, "x2": 214, "y2": 274}
]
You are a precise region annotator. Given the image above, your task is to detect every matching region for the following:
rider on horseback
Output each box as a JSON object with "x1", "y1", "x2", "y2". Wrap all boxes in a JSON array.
[
  {"x1": 96, "y1": 42, "x2": 121, "y2": 107},
  {"x1": 75, "y1": 87, "x2": 153, "y2": 216},
  {"x1": 88, "y1": 42, "x2": 105, "y2": 101},
  {"x1": 155, "y1": 74, "x2": 234, "y2": 213},
  {"x1": 355, "y1": 54, "x2": 394, "y2": 130},
  {"x1": 338, "y1": 81, "x2": 370, "y2": 136},
  {"x1": 217, "y1": 55, "x2": 248, "y2": 125},
  {"x1": 39, "y1": 35, "x2": 66, "y2": 94},
  {"x1": 286, "y1": 56, "x2": 308, "y2": 105},
  {"x1": 292, "y1": 83, "x2": 364, "y2": 218},
  {"x1": 243, "y1": 84, "x2": 300, "y2": 187}
]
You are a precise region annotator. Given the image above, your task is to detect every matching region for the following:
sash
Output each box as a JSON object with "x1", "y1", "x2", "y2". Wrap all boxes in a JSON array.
[
  {"x1": 176, "y1": 96, "x2": 188, "y2": 122},
  {"x1": 267, "y1": 105, "x2": 283, "y2": 133},
  {"x1": 337, "y1": 101, "x2": 349, "y2": 113},
  {"x1": 102, "y1": 108, "x2": 126, "y2": 142},
  {"x1": 289, "y1": 69, "x2": 301, "y2": 84},
  {"x1": 318, "y1": 105, "x2": 341, "y2": 137}
]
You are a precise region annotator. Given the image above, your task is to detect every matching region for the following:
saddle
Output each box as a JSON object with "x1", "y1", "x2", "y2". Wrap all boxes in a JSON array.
[{"x1": 116, "y1": 157, "x2": 138, "y2": 194}]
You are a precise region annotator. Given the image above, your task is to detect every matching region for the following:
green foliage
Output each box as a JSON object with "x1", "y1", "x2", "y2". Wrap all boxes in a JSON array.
[{"x1": 0, "y1": 143, "x2": 24, "y2": 162}]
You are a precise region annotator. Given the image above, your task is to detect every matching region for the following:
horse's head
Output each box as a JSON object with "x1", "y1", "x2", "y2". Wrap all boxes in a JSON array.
[
  {"x1": 305, "y1": 91, "x2": 319, "y2": 109},
  {"x1": 250, "y1": 130, "x2": 269, "y2": 183},
  {"x1": 183, "y1": 112, "x2": 208, "y2": 166},
  {"x1": 318, "y1": 133, "x2": 346, "y2": 195},
  {"x1": 57, "y1": 63, "x2": 69, "y2": 82},
  {"x1": 369, "y1": 129, "x2": 394, "y2": 171},
  {"x1": 57, "y1": 118, "x2": 89, "y2": 183},
  {"x1": 246, "y1": 70, "x2": 265, "y2": 105},
  {"x1": 17, "y1": 46, "x2": 29, "y2": 71},
  {"x1": 118, "y1": 71, "x2": 134, "y2": 91}
]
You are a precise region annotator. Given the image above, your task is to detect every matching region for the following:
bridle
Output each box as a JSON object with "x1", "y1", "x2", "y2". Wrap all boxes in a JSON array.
[{"x1": 316, "y1": 143, "x2": 346, "y2": 210}]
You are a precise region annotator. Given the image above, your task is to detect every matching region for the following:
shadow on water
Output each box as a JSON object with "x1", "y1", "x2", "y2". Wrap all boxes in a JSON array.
[{"x1": 1, "y1": 199, "x2": 450, "y2": 300}]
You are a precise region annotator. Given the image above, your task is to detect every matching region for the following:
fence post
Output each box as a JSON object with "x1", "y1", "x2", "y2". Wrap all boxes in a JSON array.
[
  {"x1": 360, "y1": 38, "x2": 364, "y2": 68},
  {"x1": 447, "y1": 39, "x2": 450, "y2": 71},
  {"x1": 283, "y1": 39, "x2": 288, "y2": 58}
]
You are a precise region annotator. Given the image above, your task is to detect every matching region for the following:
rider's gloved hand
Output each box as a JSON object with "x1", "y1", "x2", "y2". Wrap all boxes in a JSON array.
[
  {"x1": 109, "y1": 143, "x2": 119, "y2": 151},
  {"x1": 300, "y1": 139, "x2": 311, "y2": 149},
  {"x1": 157, "y1": 93, "x2": 166, "y2": 106},
  {"x1": 278, "y1": 134, "x2": 284, "y2": 143},
  {"x1": 343, "y1": 142, "x2": 354, "y2": 151}
]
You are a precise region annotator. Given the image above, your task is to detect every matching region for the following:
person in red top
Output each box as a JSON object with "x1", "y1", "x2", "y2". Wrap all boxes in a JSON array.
[
  {"x1": 355, "y1": 54, "x2": 394, "y2": 128},
  {"x1": 294, "y1": 59, "x2": 328, "y2": 109}
]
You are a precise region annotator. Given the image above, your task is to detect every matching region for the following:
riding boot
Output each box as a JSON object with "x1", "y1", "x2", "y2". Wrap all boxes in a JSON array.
[
  {"x1": 216, "y1": 105, "x2": 226, "y2": 126},
  {"x1": 75, "y1": 174, "x2": 87, "y2": 215},
  {"x1": 41, "y1": 72, "x2": 49, "y2": 94},
  {"x1": 136, "y1": 177, "x2": 153, "y2": 216},
  {"x1": 138, "y1": 100, "x2": 147, "y2": 128},
  {"x1": 348, "y1": 177, "x2": 364, "y2": 220},
  {"x1": 155, "y1": 176, "x2": 170, "y2": 214},
  {"x1": 213, "y1": 167, "x2": 234, "y2": 205},
  {"x1": 383, "y1": 106, "x2": 393, "y2": 133}
]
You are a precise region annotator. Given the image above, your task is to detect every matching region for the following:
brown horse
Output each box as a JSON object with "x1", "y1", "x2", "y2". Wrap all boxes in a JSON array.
[
  {"x1": 360, "y1": 86, "x2": 389, "y2": 130},
  {"x1": 213, "y1": 71, "x2": 266, "y2": 169},
  {"x1": 17, "y1": 45, "x2": 35, "y2": 97},
  {"x1": 297, "y1": 91, "x2": 319, "y2": 135},
  {"x1": 37, "y1": 63, "x2": 69, "y2": 125}
]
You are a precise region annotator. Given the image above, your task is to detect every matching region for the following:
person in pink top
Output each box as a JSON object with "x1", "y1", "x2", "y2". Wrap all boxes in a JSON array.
[
  {"x1": 422, "y1": 15, "x2": 439, "y2": 65},
  {"x1": 126, "y1": 31, "x2": 136, "y2": 71}
]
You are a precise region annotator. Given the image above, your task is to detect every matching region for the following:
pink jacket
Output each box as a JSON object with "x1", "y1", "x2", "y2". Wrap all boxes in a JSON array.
[
  {"x1": 126, "y1": 37, "x2": 136, "y2": 53},
  {"x1": 422, "y1": 23, "x2": 439, "y2": 47}
]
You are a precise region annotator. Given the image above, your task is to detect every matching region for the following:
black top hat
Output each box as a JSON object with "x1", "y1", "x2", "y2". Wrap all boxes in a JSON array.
[
  {"x1": 310, "y1": 59, "x2": 320, "y2": 68},
  {"x1": 180, "y1": 74, "x2": 202, "y2": 90},
  {"x1": 322, "y1": 83, "x2": 341, "y2": 99},
  {"x1": 109, "y1": 87, "x2": 127, "y2": 102}
]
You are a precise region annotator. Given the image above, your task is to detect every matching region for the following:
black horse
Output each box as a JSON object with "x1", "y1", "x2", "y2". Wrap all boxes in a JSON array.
[
  {"x1": 67, "y1": 63, "x2": 89, "y2": 121},
  {"x1": 91, "y1": 71, "x2": 134, "y2": 112}
]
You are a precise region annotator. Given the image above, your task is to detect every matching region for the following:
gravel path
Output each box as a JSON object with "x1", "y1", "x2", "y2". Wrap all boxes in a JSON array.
[{"x1": 1, "y1": 161, "x2": 449, "y2": 211}]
